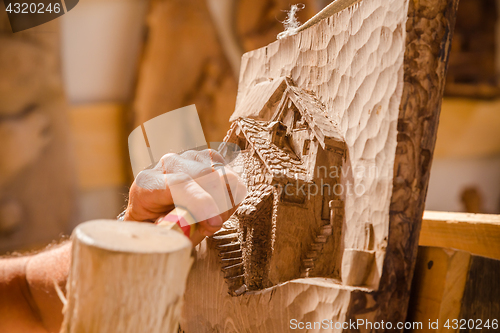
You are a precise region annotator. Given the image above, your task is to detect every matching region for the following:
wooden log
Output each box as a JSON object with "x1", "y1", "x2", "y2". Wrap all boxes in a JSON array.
[
  {"x1": 61, "y1": 220, "x2": 193, "y2": 333},
  {"x1": 407, "y1": 246, "x2": 500, "y2": 333},
  {"x1": 367, "y1": 0, "x2": 459, "y2": 325},
  {"x1": 132, "y1": 0, "x2": 238, "y2": 143}
]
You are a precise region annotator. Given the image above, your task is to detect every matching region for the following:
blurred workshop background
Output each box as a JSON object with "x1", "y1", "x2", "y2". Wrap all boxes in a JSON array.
[{"x1": 0, "y1": 0, "x2": 499, "y2": 253}]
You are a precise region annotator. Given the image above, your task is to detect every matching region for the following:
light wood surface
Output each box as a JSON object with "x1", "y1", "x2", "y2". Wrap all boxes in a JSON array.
[
  {"x1": 420, "y1": 211, "x2": 500, "y2": 260},
  {"x1": 69, "y1": 103, "x2": 128, "y2": 190},
  {"x1": 407, "y1": 246, "x2": 471, "y2": 333},
  {"x1": 231, "y1": 0, "x2": 409, "y2": 290},
  {"x1": 434, "y1": 98, "x2": 500, "y2": 158},
  {"x1": 61, "y1": 220, "x2": 193, "y2": 333},
  {"x1": 181, "y1": 0, "x2": 460, "y2": 330},
  {"x1": 182, "y1": 238, "x2": 355, "y2": 333},
  {"x1": 407, "y1": 246, "x2": 500, "y2": 333}
]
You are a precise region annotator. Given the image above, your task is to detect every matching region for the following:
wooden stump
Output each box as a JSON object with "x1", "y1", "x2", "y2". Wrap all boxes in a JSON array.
[{"x1": 61, "y1": 220, "x2": 193, "y2": 333}]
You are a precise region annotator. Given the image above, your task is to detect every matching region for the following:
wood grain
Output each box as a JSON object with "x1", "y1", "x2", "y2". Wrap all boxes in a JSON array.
[
  {"x1": 407, "y1": 246, "x2": 471, "y2": 333},
  {"x1": 420, "y1": 211, "x2": 500, "y2": 260},
  {"x1": 232, "y1": 0, "x2": 409, "y2": 289},
  {"x1": 62, "y1": 220, "x2": 193, "y2": 333},
  {"x1": 407, "y1": 246, "x2": 500, "y2": 333},
  {"x1": 459, "y1": 255, "x2": 500, "y2": 332},
  {"x1": 183, "y1": 0, "x2": 409, "y2": 330},
  {"x1": 181, "y1": 0, "x2": 459, "y2": 330},
  {"x1": 182, "y1": 238, "x2": 353, "y2": 333},
  {"x1": 360, "y1": 0, "x2": 459, "y2": 325}
]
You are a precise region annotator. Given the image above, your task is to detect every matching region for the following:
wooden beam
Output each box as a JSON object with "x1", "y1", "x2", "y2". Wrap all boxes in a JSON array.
[
  {"x1": 407, "y1": 246, "x2": 470, "y2": 332},
  {"x1": 420, "y1": 211, "x2": 500, "y2": 260},
  {"x1": 407, "y1": 246, "x2": 500, "y2": 333},
  {"x1": 61, "y1": 220, "x2": 193, "y2": 333}
]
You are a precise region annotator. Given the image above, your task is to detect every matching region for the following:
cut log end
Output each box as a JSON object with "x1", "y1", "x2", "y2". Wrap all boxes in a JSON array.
[
  {"x1": 75, "y1": 220, "x2": 192, "y2": 254},
  {"x1": 61, "y1": 220, "x2": 193, "y2": 333}
]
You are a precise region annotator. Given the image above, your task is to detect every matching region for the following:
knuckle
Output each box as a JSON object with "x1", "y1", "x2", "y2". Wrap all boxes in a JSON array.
[
  {"x1": 180, "y1": 150, "x2": 198, "y2": 160},
  {"x1": 159, "y1": 153, "x2": 181, "y2": 173},
  {"x1": 160, "y1": 153, "x2": 179, "y2": 162},
  {"x1": 198, "y1": 149, "x2": 225, "y2": 165}
]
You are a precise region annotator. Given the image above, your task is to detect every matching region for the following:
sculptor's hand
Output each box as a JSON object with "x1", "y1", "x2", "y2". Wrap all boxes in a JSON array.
[{"x1": 124, "y1": 149, "x2": 246, "y2": 245}]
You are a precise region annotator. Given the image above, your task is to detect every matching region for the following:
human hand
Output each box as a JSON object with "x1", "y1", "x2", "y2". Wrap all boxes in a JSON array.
[{"x1": 123, "y1": 149, "x2": 246, "y2": 246}]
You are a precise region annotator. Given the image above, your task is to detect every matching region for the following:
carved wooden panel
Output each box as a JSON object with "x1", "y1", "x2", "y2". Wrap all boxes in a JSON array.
[{"x1": 181, "y1": 0, "x2": 458, "y2": 330}]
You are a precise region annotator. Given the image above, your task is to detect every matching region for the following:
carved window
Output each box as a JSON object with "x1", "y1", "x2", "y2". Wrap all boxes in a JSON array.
[
  {"x1": 303, "y1": 139, "x2": 311, "y2": 155},
  {"x1": 293, "y1": 113, "x2": 307, "y2": 130},
  {"x1": 271, "y1": 124, "x2": 287, "y2": 148}
]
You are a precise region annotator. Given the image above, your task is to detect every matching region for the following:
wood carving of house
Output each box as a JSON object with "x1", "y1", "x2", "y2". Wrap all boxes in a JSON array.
[{"x1": 215, "y1": 78, "x2": 347, "y2": 295}]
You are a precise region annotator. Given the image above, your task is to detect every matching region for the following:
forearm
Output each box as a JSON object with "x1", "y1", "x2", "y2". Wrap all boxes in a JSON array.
[{"x1": 0, "y1": 241, "x2": 71, "y2": 333}]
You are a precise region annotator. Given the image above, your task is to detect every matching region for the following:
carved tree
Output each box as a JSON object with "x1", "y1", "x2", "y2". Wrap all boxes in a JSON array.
[{"x1": 180, "y1": 0, "x2": 458, "y2": 331}]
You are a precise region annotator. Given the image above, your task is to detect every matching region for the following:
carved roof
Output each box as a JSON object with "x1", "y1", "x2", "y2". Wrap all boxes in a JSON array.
[
  {"x1": 224, "y1": 78, "x2": 346, "y2": 182},
  {"x1": 234, "y1": 183, "x2": 274, "y2": 217},
  {"x1": 230, "y1": 77, "x2": 344, "y2": 149},
  {"x1": 233, "y1": 118, "x2": 309, "y2": 181},
  {"x1": 280, "y1": 84, "x2": 344, "y2": 148},
  {"x1": 230, "y1": 78, "x2": 287, "y2": 121}
]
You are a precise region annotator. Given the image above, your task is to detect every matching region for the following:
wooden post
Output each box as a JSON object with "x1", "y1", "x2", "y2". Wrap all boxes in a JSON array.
[
  {"x1": 407, "y1": 246, "x2": 500, "y2": 333},
  {"x1": 61, "y1": 220, "x2": 193, "y2": 333}
]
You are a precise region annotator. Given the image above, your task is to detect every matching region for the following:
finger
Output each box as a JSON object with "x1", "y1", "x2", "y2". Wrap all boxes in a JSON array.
[
  {"x1": 157, "y1": 152, "x2": 213, "y2": 179},
  {"x1": 125, "y1": 168, "x2": 173, "y2": 222},
  {"x1": 129, "y1": 152, "x2": 246, "y2": 224},
  {"x1": 184, "y1": 149, "x2": 226, "y2": 166},
  {"x1": 166, "y1": 172, "x2": 223, "y2": 227},
  {"x1": 160, "y1": 152, "x2": 242, "y2": 214}
]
